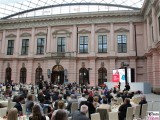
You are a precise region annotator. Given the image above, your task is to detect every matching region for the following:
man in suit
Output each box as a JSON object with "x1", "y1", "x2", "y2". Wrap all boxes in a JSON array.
[
  {"x1": 118, "y1": 98, "x2": 132, "y2": 120},
  {"x1": 71, "y1": 105, "x2": 90, "y2": 120},
  {"x1": 66, "y1": 94, "x2": 77, "y2": 112},
  {"x1": 139, "y1": 95, "x2": 147, "y2": 115}
]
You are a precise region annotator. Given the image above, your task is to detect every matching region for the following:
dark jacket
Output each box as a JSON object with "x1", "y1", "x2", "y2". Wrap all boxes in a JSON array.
[
  {"x1": 29, "y1": 116, "x2": 46, "y2": 120},
  {"x1": 14, "y1": 102, "x2": 23, "y2": 114},
  {"x1": 72, "y1": 111, "x2": 90, "y2": 120},
  {"x1": 139, "y1": 100, "x2": 147, "y2": 115},
  {"x1": 118, "y1": 103, "x2": 132, "y2": 120}
]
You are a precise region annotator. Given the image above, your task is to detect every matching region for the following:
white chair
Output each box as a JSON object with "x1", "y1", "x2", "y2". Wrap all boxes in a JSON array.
[
  {"x1": 91, "y1": 113, "x2": 101, "y2": 120},
  {"x1": 71, "y1": 102, "x2": 78, "y2": 113},
  {"x1": 126, "y1": 107, "x2": 134, "y2": 120},
  {"x1": 109, "y1": 112, "x2": 118, "y2": 120},
  {"x1": 0, "y1": 107, "x2": 7, "y2": 117},
  {"x1": 134, "y1": 105, "x2": 141, "y2": 119},
  {"x1": 141, "y1": 104, "x2": 148, "y2": 119},
  {"x1": 68, "y1": 117, "x2": 72, "y2": 120}
]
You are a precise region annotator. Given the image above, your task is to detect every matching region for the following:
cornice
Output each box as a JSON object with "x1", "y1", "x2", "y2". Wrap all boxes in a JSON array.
[
  {"x1": 114, "y1": 28, "x2": 129, "y2": 33},
  {"x1": 0, "y1": 11, "x2": 143, "y2": 30},
  {"x1": 95, "y1": 28, "x2": 110, "y2": 33}
]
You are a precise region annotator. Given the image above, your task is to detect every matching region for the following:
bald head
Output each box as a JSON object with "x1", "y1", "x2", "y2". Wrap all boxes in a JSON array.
[{"x1": 80, "y1": 105, "x2": 88, "y2": 114}]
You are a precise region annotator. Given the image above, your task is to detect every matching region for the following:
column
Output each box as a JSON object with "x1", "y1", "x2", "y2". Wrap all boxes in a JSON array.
[
  {"x1": 0, "y1": 61, "x2": 4, "y2": 83},
  {"x1": 27, "y1": 60, "x2": 34, "y2": 84},
  {"x1": 51, "y1": 28, "x2": 55, "y2": 53},
  {"x1": 12, "y1": 60, "x2": 18, "y2": 83},
  {"x1": 129, "y1": 58, "x2": 136, "y2": 82},
  {"x1": 109, "y1": 58, "x2": 115, "y2": 82},
  {"x1": 152, "y1": 6, "x2": 158, "y2": 42},
  {"x1": 90, "y1": 24, "x2": 95, "y2": 56},
  {"x1": 1, "y1": 30, "x2": 6, "y2": 55},
  {"x1": 29, "y1": 27, "x2": 35, "y2": 57},
  {"x1": 89, "y1": 59, "x2": 96, "y2": 86},
  {"x1": 152, "y1": 52, "x2": 159, "y2": 86},
  {"x1": 72, "y1": 25, "x2": 77, "y2": 56},
  {"x1": 146, "y1": 55, "x2": 152, "y2": 84},
  {"x1": 143, "y1": 22, "x2": 147, "y2": 51},
  {"x1": 110, "y1": 23, "x2": 115, "y2": 54},
  {"x1": 129, "y1": 22, "x2": 134, "y2": 52},
  {"x1": 147, "y1": 17, "x2": 151, "y2": 49},
  {"x1": 14, "y1": 29, "x2": 20, "y2": 57},
  {"x1": 46, "y1": 26, "x2": 51, "y2": 53}
]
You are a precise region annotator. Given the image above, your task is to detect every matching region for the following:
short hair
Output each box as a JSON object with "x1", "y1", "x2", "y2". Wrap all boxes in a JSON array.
[
  {"x1": 53, "y1": 110, "x2": 67, "y2": 120},
  {"x1": 27, "y1": 94, "x2": 33, "y2": 101},
  {"x1": 124, "y1": 98, "x2": 130, "y2": 104},
  {"x1": 93, "y1": 96, "x2": 99, "y2": 102},
  {"x1": 70, "y1": 94, "x2": 75, "y2": 99},
  {"x1": 58, "y1": 100, "x2": 64, "y2": 109},
  {"x1": 82, "y1": 93, "x2": 85, "y2": 97},
  {"x1": 80, "y1": 105, "x2": 88, "y2": 114}
]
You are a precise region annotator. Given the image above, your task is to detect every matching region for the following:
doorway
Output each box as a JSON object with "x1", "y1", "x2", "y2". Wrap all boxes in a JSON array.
[{"x1": 51, "y1": 65, "x2": 64, "y2": 84}]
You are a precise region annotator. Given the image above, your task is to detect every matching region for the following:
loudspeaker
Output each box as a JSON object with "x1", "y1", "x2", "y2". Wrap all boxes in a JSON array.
[{"x1": 131, "y1": 68, "x2": 135, "y2": 82}]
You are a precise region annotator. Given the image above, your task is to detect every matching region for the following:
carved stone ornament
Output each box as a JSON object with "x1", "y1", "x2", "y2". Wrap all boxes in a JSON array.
[
  {"x1": 38, "y1": 63, "x2": 41, "y2": 67},
  {"x1": 55, "y1": 59, "x2": 60, "y2": 65},
  {"x1": 6, "y1": 34, "x2": 16, "y2": 38},
  {"x1": 52, "y1": 29, "x2": 72, "y2": 38},
  {"x1": 7, "y1": 62, "x2": 10, "y2": 67},
  {"x1": 36, "y1": 32, "x2": 47, "y2": 36},
  {"x1": 114, "y1": 28, "x2": 129, "y2": 33},
  {"x1": 101, "y1": 62, "x2": 104, "y2": 67},
  {"x1": 78, "y1": 29, "x2": 91, "y2": 34},
  {"x1": 22, "y1": 63, "x2": 25, "y2": 67},
  {"x1": 95, "y1": 28, "x2": 110, "y2": 33},
  {"x1": 20, "y1": 33, "x2": 31, "y2": 37},
  {"x1": 81, "y1": 62, "x2": 85, "y2": 68}
]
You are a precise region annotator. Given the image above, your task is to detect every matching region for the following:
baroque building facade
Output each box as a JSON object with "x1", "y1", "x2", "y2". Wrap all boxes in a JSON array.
[{"x1": 0, "y1": 0, "x2": 159, "y2": 88}]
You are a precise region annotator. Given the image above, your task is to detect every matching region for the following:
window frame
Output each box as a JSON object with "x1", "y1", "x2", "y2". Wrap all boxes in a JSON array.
[
  {"x1": 21, "y1": 39, "x2": 29, "y2": 55},
  {"x1": 117, "y1": 35, "x2": 127, "y2": 53},
  {"x1": 7, "y1": 40, "x2": 14, "y2": 55},
  {"x1": 36, "y1": 38, "x2": 45, "y2": 54},
  {"x1": 98, "y1": 35, "x2": 107, "y2": 53},
  {"x1": 57, "y1": 37, "x2": 65, "y2": 53},
  {"x1": 79, "y1": 36, "x2": 88, "y2": 53}
]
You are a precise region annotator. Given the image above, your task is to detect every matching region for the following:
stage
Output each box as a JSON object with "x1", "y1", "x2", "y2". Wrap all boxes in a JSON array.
[{"x1": 104, "y1": 82, "x2": 151, "y2": 94}]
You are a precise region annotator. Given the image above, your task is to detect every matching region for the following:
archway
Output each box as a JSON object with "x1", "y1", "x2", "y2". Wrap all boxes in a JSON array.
[
  {"x1": 20, "y1": 67, "x2": 27, "y2": 84},
  {"x1": 98, "y1": 67, "x2": 107, "y2": 85},
  {"x1": 51, "y1": 65, "x2": 64, "y2": 84},
  {"x1": 35, "y1": 67, "x2": 43, "y2": 85}
]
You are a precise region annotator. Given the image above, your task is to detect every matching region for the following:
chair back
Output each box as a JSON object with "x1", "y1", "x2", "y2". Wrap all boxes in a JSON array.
[
  {"x1": 71, "y1": 102, "x2": 78, "y2": 113},
  {"x1": 22, "y1": 104, "x2": 26, "y2": 115},
  {"x1": 96, "y1": 108, "x2": 108, "y2": 120},
  {"x1": 91, "y1": 113, "x2": 101, "y2": 120},
  {"x1": 109, "y1": 112, "x2": 118, "y2": 120},
  {"x1": 0, "y1": 107, "x2": 7, "y2": 117},
  {"x1": 134, "y1": 105, "x2": 141, "y2": 118},
  {"x1": 126, "y1": 107, "x2": 134, "y2": 120},
  {"x1": 141, "y1": 104, "x2": 148, "y2": 119}
]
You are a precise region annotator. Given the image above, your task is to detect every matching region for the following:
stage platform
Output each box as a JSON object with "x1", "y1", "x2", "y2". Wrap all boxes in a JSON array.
[{"x1": 104, "y1": 82, "x2": 151, "y2": 94}]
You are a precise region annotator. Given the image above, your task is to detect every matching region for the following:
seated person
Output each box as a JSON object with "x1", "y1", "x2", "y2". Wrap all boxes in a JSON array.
[
  {"x1": 14, "y1": 96, "x2": 25, "y2": 115},
  {"x1": 26, "y1": 94, "x2": 34, "y2": 113},
  {"x1": 118, "y1": 98, "x2": 132, "y2": 120},
  {"x1": 71, "y1": 105, "x2": 90, "y2": 120},
  {"x1": 139, "y1": 95, "x2": 147, "y2": 115}
]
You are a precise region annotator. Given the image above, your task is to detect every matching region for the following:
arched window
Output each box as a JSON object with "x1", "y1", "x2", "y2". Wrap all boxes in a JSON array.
[
  {"x1": 98, "y1": 67, "x2": 107, "y2": 85},
  {"x1": 79, "y1": 68, "x2": 89, "y2": 86},
  {"x1": 20, "y1": 67, "x2": 27, "y2": 84},
  {"x1": 5, "y1": 67, "x2": 12, "y2": 83},
  {"x1": 35, "y1": 67, "x2": 43, "y2": 84}
]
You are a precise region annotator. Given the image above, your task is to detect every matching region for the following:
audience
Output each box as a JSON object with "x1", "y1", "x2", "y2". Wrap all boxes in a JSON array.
[
  {"x1": 52, "y1": 109, "x2": 67, "y2": 120},
  {"x1": 26, "y1": 94, "x2": 34, "y2": 113},
  {"x1": 14, "y1": 96, "x2": 25, "y2": 114}
]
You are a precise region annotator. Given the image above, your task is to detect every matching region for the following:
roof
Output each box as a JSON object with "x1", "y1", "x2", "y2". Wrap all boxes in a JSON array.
[{"x1": 0, "y1": 0, "x2": 145, "y2": 19}]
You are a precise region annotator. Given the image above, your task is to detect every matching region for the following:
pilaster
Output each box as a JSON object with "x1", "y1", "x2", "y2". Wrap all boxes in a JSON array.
[
  {"x1": 12, "y1": 60, "x2": 18, "y2": 83},
  {"x1": 90, "y1": 24, "x2": 95, "y2": 56},
  {"x1": 27, "y1": 60, "x2": 33, "y2": 84},
  {"x1": 1, "y1": 30, "x2": 6, "y2": 55},
  {"x1": 29, "y1": 27, "x2": 35, "y2": 57},
  {"x1": 46, "y1": 26, "x2": 51, "y2": 53},
  {"x1": 110, "y1": 23, "x2": 115, "y2": 55},
  {"x1": 14, "y1": 29, "x2": 20, "y2": 57},
  {"x1": 147, "y1": 16, "x2": 151, "y2": 49},
  {"x1": 89, "y1": 59, "x2": 96, "y2": 86}
]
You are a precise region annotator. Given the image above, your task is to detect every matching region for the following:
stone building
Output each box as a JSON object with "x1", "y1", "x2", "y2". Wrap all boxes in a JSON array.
[{"x1": 0, "y1": 0, "x2": 159, "y2": 89}]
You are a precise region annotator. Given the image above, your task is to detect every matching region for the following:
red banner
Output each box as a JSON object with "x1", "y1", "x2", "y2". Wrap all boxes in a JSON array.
[{"x1": 112, "y1": 74, "x2": 120, "y2": 82}]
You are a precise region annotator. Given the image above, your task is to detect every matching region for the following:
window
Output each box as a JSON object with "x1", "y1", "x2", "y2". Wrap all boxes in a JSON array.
[
  {"x1": 21, "y1": 39, "x2": 29, "y2": 55},
  {"x1": 57, "y1": 37, "x2": 65, "y2": 53},
  {"x1": 20, "y1": 67, "x2": 27, "y2": 84},
  {"x1": 117, "y1": 35, "x2": 127, "y2": 53},
  {"x1": 7, "y1": 40, "x2": 14, "y2": 55},
  {"x1": 37, "y1": 38, "x2": 44, "y2": 54},
  {"x1": 98, "y1": 35, "x2": 107, "y2": 53},
  {"x1": 79, "y1": 36, "x2": 88, "y2": 53}
]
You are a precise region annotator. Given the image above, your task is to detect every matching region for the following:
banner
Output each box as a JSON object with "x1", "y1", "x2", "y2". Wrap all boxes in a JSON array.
[{"x1": 112, "y1": 69, "x2": 126, "y2": 83}]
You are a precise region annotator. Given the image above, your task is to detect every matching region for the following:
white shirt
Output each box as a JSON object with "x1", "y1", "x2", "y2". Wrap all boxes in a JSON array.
[{"x1": 78, "y1": 97, "x2": 87, "y2": 109}]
